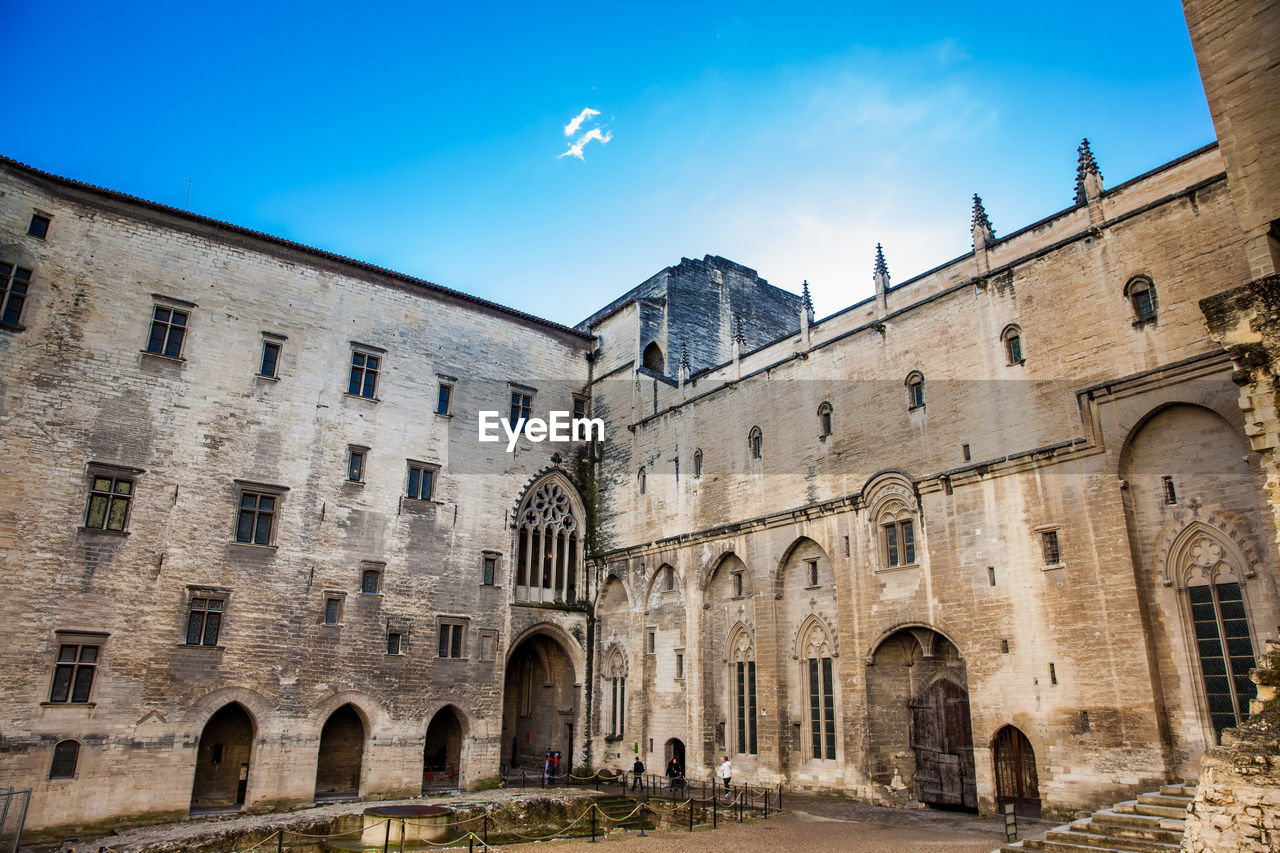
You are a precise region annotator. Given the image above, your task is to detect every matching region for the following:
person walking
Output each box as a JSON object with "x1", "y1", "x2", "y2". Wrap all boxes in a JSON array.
[
  {"x1": 632, "y1": 756, "x2": 646, "y2": 791},
  {"x1": 666, "y1": 756, "x2": 684, "y2": 793},
  {"x1": 718, "y1": 755, "x2": 732, "y2": 798}
]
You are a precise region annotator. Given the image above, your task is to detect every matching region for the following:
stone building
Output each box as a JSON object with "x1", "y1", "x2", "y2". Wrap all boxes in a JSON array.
[{"x1": 2, "y1": 0, "x2": 1278, "y2": 837}]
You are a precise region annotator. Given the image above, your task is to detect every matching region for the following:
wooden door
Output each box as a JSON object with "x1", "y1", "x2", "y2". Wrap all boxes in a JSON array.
[
  {"x1": 910, "y1": 678, "x2": 977, "y2": 809},
  {"x1": 993, "y1": 726, "x2": 1041, "y2": 817}
]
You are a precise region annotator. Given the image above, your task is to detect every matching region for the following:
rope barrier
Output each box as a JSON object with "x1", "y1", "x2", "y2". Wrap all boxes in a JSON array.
[
  {"x1": 286, "y1": 818, "x2": 388, "y2": 838},
  {"x1": 232, "y1": 829, "x2": 281, "y2": 853},
  {"x1": 497, "y1": 802, "x2": 597, "y2": 840}
]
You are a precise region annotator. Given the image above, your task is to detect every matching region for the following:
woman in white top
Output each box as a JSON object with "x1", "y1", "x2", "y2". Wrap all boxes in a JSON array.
[{"x1": 718, "y1": 756, "x2": 732, "y2": 795}]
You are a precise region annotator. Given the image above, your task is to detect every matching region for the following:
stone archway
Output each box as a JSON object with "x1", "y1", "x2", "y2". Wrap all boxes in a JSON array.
[
  {"x1": 502, "y1": 631, "x2": 578, "y2": 773},
  {"x1": 190, "y1": 703, "x2": 254, "y2": 810},
  {"x1": 423, "y1": 706, "x2": 465, "y2": 791},
  {"x1": 993, "y1": 725, "x2": 1041, "y2": 817},
  {"x1": 865, "y1": 627, "x2": 976, "y2": 810},
  {"x1": 315, "y1": 704, "x2": 365, "y2": 800}
]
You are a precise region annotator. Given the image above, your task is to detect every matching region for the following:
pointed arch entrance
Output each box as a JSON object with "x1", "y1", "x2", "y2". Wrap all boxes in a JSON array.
[
  {"x1": 315, "y1": 704, "x2": 365, "y2": 799},
  {"x1": 993, "y1": 726, "x2": 1040, "y2": 817},
  {"x1": 423, "y1": 706, "x2": 465, "y2": 791},
  {"x1": 190, "y1": 703, "x2": 254, "y2": 810},
  {"x1": 502, "y1": 629, "x2": 578, "y2": 772},
  {"x1": 865, "y1": 627, "x2": 976, "y2": 810}
]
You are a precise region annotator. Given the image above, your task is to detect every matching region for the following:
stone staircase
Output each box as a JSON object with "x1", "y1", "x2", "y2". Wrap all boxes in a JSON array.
[{"x1": 999, "y1": 781, "x2": 1195, "y2": 852}]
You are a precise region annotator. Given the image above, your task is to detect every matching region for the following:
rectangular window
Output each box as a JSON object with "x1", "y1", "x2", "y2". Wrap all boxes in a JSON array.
[
  {"x1": 85, "y1": 475, "x2": 133, "y2": 532},
  {"x1": 901, "y1": 520, "x2": 916, "y2": 564},
  {"x1": 146, "y1": 304, "x2": 188, "y2": 358},
  {"x1": 478, "y1": 629, "x2": 498, "y2": 661},
  {"x1": 323, "y1": 596, "x2": 342, "y2": 626},
  {"x1": 647, "y1": 629, "x2": 656, "y2": 654},
  {"x1": 1041, "y1": 530, "x2": 1061, "y2": 565},
  {"x1": 808, "y1": 656, "x2": 836, "y2": 760},
  {"x1": 675, "y1": 651, "x2": 684, "y2": 679},
  {"x1": 572, "y1": 396, "x2": 588, "y2": 422},
  {"x1": 0, "y1": 261, "x2": 31, "y2": 327},
  {"x1": 1190, "y1": 582, "x2": 1257, "y2": 734},
  {"x1": 50, "y1": 644, "x2": 99, "y2": 703},
  {"x1": 439, "y1": 622, "x2": 465, "y2": 658},
  {"x1": 509, "y1": 391, "x2": 532, "y2": 428},
  {"x1": 884, "y1": 524, "x2": 899, "y2": 566},
  {"x1": 437, "y1": 382, "x2": 452, "y2": 415},
  {"x1": 482, "y1": 554, "x2": 497, "y2": 586},
  {"x1": 1163, "y1": 476, "x2": 1177, "y2": 505},
  {"x1": 28, "y1": 213, "x2": 50, "y2": 239},
  {"x1": 347, "y1": 447, "x2": 366, "y2": 483},
  {"x1": 236, "y1": 492, "x2": 276, "y2": 545},
  {"x1": 406, "y1": 463, "x2": 436, "y2": 501},
  {"x1": 822, "y1": 657, "x2": 835, "y2": 759},
  {"x1": 737, "y1": 661, "x2": 747, "y2": 754},
  {"x1": 348, "y1": 349, "x2": 380, "y2": 398},
  {"x1": 386, "y1": 632, "x2": 402, "y2": 655},
  {"x1": 360, "y1": 565, "x2": 383, "y2": 594},
  {"x1": 806, "y1": 559, "x2": 819, "y2": 587},
  {"x1": 259, "y1": 340, "x2": 281, "y2": 378},
  {"x1": 186, "y1": 598, "x2": 224, "y2": 646},
  {"x1": 733, "y1": 572, "x2": 743, "y2": 597}
]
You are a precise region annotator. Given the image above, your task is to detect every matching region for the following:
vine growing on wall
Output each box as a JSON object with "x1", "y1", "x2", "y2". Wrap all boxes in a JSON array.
[{"x1": 571, "y1": 444, "x2": 602, "y2": 557}]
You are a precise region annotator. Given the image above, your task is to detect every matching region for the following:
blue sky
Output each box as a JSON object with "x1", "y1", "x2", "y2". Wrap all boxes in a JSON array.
[{"x1": 7, "y1": 2, "x2": 1212, "y2": 326}]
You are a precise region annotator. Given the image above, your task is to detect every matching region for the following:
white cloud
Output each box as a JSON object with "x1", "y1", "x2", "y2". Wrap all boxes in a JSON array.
[
  {"x1": 559, "y1": 127, "x2": 613, "y2": 160},
  {"x1": 564, "y1": 107, "x2": 601, "y2": 137}
]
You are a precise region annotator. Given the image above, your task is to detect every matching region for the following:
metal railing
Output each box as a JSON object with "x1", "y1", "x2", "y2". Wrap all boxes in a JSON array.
[{"x1": 0, "y1": 787, "x2": 31, "y2": 853}]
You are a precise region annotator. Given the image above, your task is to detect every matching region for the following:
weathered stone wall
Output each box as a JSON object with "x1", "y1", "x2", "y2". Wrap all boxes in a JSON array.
[{"x1": 0, "y1": 161, "x2": 593, "y2": 831}]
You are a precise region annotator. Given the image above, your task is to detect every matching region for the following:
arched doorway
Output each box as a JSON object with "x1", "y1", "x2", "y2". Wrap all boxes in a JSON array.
[
  {"x1": 315, "y1": 704, "x2": 365, "y2": 800},
  {"x1": 993, "y1": 726, "x2": 1040, "y2": 817},
  {"x1": 502, "y1": 631, "x2": 578, "y2": 773},
  {"x1": 865, "y1": 628, "x2": 976, "y2": 810},
  {"x1": 642, "y1": 341, "x2": 664, "y2": 373},
  {"x1": 423, "y1": 706, "x2": 464, "y2": 791},
  {"x1": 190, "y1": 703, "x2": 254, "y2": 810},
  {"x1": 664, "y1": 738, "x2": 686, "y2": 772}
]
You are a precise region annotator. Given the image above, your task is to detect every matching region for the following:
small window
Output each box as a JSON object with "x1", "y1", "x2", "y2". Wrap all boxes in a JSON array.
[
  {"x1": 49, "y1": 740, "x2": 79, "y2": 779},
  {"x1": 49, "y1": 644, "x2": 99, "y2": 703},
  {"x1": 1001, "y1": 639, "x2": 1009, "y2": 654},
  {"x1": 28, "y1": 213, "x2": 51, "y2": 239},
  {"x1": 647, "y1": 629, "x2": 656, "y2": 654},
  {"x1": 323, "y1": 596, "x2": 343, "y2": 626},
  {"x1": 642, "y1": 341, "x2": 665, "y2": 372},
  {"x1": 259, "y1": 339, "x2": 282, "y2": 378},
  {"x1": 962, "y1": 443, "x2": 971, "y2": 462},
  {"x1": 185, "y1": 597, "x2": 224, "y2": 646},
  {"x1": 806, "y1": 559, "x2": 819, "y2": 587},
  {"x1": 1049, "y1": 662, "x2": 1058, "y2": 685},
  {"x1": 437, "y1": 382, "x2": 453, "y2": 415},
  {"x1": 906, "y1": 371, "x2": 925, "y2": 409},
  {"x1": 478, "y1": 629, "x2": 499, "y2": 661},
  {"x1": 348, "y1": 348, "x2": 380, "y2": 398},
  {"x1": 572, "y1": 396, "x2": 588, "y2": 423},
  {"x1": 406, "y1": 463, "x2": 436, "y2": 501},
  {"x1": 1163, "y1": 476, "x2": 1177, "y2": 505},
  {"x1": 1002, "y1": 325, "x2": 1024, "y2": 364},
  {"x1": 482, "y1": 554, "x2": 498, "y2": 587},
  {"x1": 733, "y1": 572, "x2": 744, "y2": 597},
  {"x1": 880, "y1": 504, "x2": 917, "y2": 567},
  {"x1": 439, "y1": 622, "x2": 465, "y2": 658},
  {"x1": 1041, "y1": 530, "x2": 1062, "y2": 565},
  {"x1": 1126, "y1": 276, "x2": 1157, "y2": 323},
  {"x1": 675, "y1": 651, "x2": 684, "y2": 679},
  {"x1": 146, "y1": 304, "x2": 188, "y2": 358},
  {"x1": 346, "y1": 446, "x2": 367, "y2": 483},
  {"x1": 386, "y1": 632, "x2": 402, "y2": 655},
  {"x1": 84, "y1": 475, "x2": 134, "y2": 532},
  {"x1": 638, "y1": 467, "x2": 647, "y2": 494},
  {"x1": 748, "y1": 426, "x2": 763, "y2": 460},
  {"x1": 361, "y1": 567, "x2": 382, "y2": 595},
  {"x1": 817, "y1": 402, "x2": 833, "y2": 438},
  {"x1": 509, "y1": 390, "x2": 532, "y2": 428},
  {"x1": 0, "y1": 262, "x2": 32, "y2": 327},
  {"x1": 236, "y1": 492, "x2": 277, "y2": 545},
  {"x1": 693, "y1": 449, "x2": 703, "y2": 479},
  {"x1": 662, "y1": 565, "x2": 675, "y2": 591}
]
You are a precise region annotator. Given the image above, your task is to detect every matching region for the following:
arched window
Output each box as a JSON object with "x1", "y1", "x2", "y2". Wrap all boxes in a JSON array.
[
  {"x1": 514, "y1": 478, "x2": 582, "y2": 604},
  {"x1": 638, "y1": 467, "x2": 647, "y2": 494},
  {"x1": 605, "y1": 650, "x2": 627, "y2": 738},
  {"x1": 662, "y1": 565, "x2": 675, "y2": 591},
  {"x1": 906, "y1": 371, "x2": 925, "y2": 409},
  {"x1": 1001, "y1": 325, "x2": 1024, "y2": 364},
  {"x1": 798, "y1": 620, "x2": 836, "y2": 761},
  {"x1": 50, "y1": 739, "x2": 80, "y2": 779},
  {"x1": 642, "y1": 341, "x2": 665, "y2": 373},
  {"x1": 728, "y1": 626, "x2": 758, "y2": 756},
  {"x1": 880, "y1": 500, "x2": 917, "y2": 567},
  {"x1": 748, "y1": 426, "x2": 763, "y2": 460},
  {"x1": 817, "y1": 402, "x2": 833, "y2": 438},
  {"x1": 1126, "y1": 275, "x2": 1157, "y2": 323},
  {"x1": 693, "y1": 449, "x2": 703, "y2": 478}
]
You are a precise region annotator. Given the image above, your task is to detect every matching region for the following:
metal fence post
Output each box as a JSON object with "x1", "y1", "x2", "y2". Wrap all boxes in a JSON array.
[
  {"x1": 590, "y1": 803, "x2": 597, "y2": 843},
  {"x1": 594, "y1": 770, "x2": 600, "y2": 791},
  {"x1": 277, "y1": 829, "x2": 284, "y2": 853},
  {"x1": 383, "y1": 819, "x2": 391, "y2": 853},
  {"x1": 484, "y1": 813, "x2": 489, "y2": 844},
  {"x1": 712, "y1": 791, "x2": 717, "y2": 828}
]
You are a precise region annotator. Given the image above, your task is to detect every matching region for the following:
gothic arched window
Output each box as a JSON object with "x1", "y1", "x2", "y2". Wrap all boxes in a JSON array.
[{"x1": 514, "y1": 478, "x2": 582, "y2": 604}]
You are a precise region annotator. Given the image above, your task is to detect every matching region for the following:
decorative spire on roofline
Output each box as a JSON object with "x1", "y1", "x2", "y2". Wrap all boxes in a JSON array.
[
  {"x1": 801, "y1": 279, "x2": 813, "y2": 313},
  {"x1": 680, "y1": 342, "x2": 690, "y2": 372},
  {"x1": 971, "y1": 194, "x2": 995, "y2": 247},
  {"x1": 734, "y1": 312, "x2": 745, "y2": 346},
  {"x1": 1075, "y1": 138, "x2": 1103, "y2": 206},
  {"x1": 873, "y1": 243, "x2": 889, "y2": 281}
]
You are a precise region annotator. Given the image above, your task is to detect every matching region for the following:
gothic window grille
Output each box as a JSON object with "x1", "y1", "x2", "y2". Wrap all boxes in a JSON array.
[
  {"x1": 515, "y1": 480, "x2": 580, "y2": 603},
  {"x1": 1190, "y1": 581, "x2": 1256, "y2": 735},
  {"x1": 802, "y1": 623, "x2": 836, "y2": 760}
]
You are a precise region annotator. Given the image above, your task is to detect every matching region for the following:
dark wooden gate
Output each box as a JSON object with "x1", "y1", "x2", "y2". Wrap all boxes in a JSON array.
[
  {"x1": 993, "y1": 726, "x2": 1041, "y2": 817},
  {"x1": 910, "y1": 678, "x2": 977, "y2": 809}
]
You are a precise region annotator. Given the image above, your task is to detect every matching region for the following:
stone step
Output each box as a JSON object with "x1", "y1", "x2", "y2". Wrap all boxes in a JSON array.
[
  {"x1": 1114, "y1": 799, "x2": 1189, "y2": 820},
  {"x1": 1045, "y1": 828, "x2": 1182, "y2": 852},
  {"x1": 1069, "y1": 817, "x2": 1184, "y2": 845},
  {"x1": 1090, "y1": 808, "x2": 1183, "y2": 833},
  {"x1": 1137, "y1": 793, "x2": 1192, "y2": 809},
  {"x1": 1012, "y1": 839, "x2": 1166, "y2": 853}
]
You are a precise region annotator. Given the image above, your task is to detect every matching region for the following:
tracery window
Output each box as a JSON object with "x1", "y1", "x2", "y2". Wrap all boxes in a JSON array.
[
  {"x1": 800, "y1": 620, "x2": 836, "y2": 760},
  {"x1": 880, "y1": 500, "x2": 917, "y2": 567},
  {"x1": 605, "y1": 651, "x2": 626, "y2": 738},
  {"x1": 514, "y1": 479, "x2": 581, "y2": 604},
  {"x1": 729, "y1": 627, "x2": 758, "y2": 755}
]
